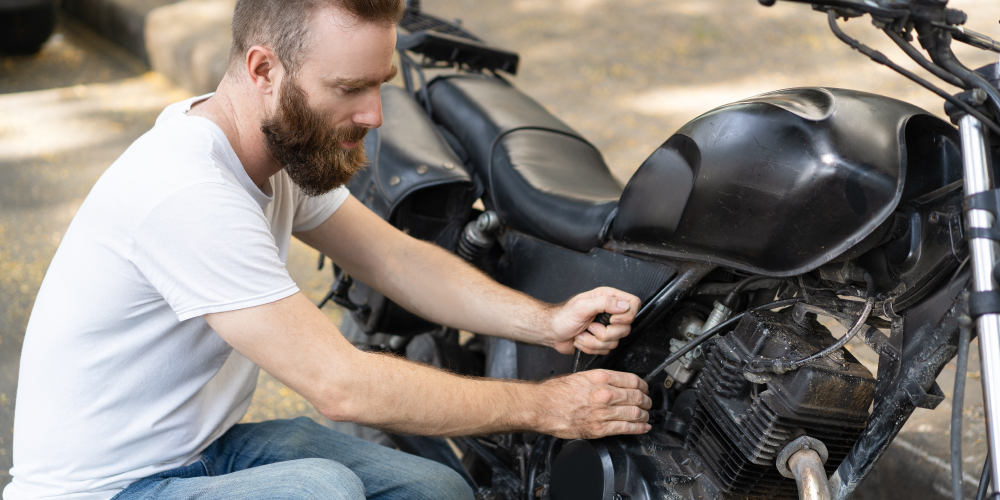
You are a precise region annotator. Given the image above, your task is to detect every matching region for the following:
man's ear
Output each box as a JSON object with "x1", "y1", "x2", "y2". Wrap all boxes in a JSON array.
[{"x1": 245, "y1": 45, "x2": 281, "y2": 94}]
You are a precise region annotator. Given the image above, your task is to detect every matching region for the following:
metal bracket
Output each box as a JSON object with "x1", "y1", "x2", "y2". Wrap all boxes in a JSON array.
[{"x1": 903, "y1": 380, "x2": 946, "y2": 409}]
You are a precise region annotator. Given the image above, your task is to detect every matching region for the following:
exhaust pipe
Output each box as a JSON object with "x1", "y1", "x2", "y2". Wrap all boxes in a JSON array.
[{"x1": 777, "y1": 436, "x2": 832, "y2": 500}]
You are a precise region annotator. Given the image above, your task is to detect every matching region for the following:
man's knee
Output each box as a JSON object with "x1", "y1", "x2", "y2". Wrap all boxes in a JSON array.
[
  {"x1": 278, "y1": 458, "x2": 365, "y2": 500},
  {"x1": 439, "y1": 466, "x2": 475, "y2": 500},
  {"x1": 406, "y1": 460, "x2": 475, "y2": 500}
]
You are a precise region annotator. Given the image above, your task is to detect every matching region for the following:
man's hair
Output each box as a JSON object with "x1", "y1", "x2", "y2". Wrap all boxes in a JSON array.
[{"x1": 228, "y1": 0, "x2": 404, "y2": 77}]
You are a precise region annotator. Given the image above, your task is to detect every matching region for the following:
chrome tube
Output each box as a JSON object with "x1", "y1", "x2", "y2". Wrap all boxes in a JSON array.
[
  {"x1": 960, "y1": 114, "x2": 1000, "y2": 488},
  {"x1": 788, "y1": 449, "x2": 833, "y2": 500}
]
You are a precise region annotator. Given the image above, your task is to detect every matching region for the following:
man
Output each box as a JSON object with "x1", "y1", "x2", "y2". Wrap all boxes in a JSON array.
[{"x1": 5, "y1": 0, "x2": 652, "y2": 498}]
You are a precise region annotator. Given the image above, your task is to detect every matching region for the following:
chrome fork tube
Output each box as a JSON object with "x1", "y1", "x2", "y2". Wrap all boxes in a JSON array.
[{"x1": 960, "y1": 114, "x2": 1000, "y2": 488}]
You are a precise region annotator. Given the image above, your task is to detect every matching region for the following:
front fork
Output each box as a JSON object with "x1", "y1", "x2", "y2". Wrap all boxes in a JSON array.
[{"x1": 960, "y1": 114, "x2": 1000, "y2": 488}]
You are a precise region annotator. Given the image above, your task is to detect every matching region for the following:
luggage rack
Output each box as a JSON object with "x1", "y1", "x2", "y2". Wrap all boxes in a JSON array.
[
  {"x1": 400, "y1": 4, "x2": 482, "y2": 43},
  {"x1": 395, "y1": 0, "x2": 520, "y2": 114}
]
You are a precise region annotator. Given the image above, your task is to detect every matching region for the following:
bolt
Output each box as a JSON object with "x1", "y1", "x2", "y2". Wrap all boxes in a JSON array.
[
  {"x1": 972, "y1": 88, "x2": 989, "y2": 105},
  {"x1": 663, "y1": 376, "x2": 674, "y2": 388}
]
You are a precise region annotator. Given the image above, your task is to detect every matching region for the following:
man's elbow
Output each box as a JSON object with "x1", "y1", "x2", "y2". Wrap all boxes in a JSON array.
[{"x1": 313, "y1": 382, "x2": 361, "y2": 423}]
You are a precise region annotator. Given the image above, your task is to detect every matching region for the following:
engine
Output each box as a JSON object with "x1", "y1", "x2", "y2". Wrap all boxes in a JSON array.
[{"x1": 547, "y1": 309, "x2": 875, "y2": 500}]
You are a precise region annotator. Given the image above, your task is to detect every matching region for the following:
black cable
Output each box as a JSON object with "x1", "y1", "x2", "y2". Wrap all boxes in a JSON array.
[
  {"x1": 884, "y1": 29, "x2": 968, "y2": 88},
  {"x1": 826, "y1": 11, "x2": 1000, "y2": 137},
  {"x1": 977, "y1": 456, "x2": 992, "y2": 500},
  {"x1": 724, "y1": 275, "x2": 770, "y2": 307},
  {"x1": 643, "y1": 297, "x2": 803, "y2": 383},
  {"x1": 745, "y1": 273, "x2": 876, "y2": 375},
  {"x1": 954, "y1": 310, "x2": 973, "y2": 500}
]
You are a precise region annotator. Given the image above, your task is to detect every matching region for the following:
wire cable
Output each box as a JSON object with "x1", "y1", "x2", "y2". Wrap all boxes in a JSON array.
[
  {"x1": 826, "y1": 11, "x2": 1000, "y2": 136},
  {"x1": 745, "y1": 273, "x2": 876, "y2": 375},
  {"x1": 884, "y1": 28, "x2": 968, "y2": 89},
  {"x1": 643, "y1": 297, "x2": 802, "y2": 383},
  {"x1": 978, "y1": 456, "x2": 992, "y2": 500}
]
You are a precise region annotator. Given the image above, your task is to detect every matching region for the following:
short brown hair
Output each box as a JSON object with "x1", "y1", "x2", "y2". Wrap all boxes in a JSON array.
[{"x1": 228, "y1": 0, "x2": 404, "y2": 76}]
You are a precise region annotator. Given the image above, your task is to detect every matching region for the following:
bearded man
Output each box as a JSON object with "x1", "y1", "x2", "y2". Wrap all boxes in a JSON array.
[{"x1": 5, "y1": 0, "x2": 653, "y2": 499}]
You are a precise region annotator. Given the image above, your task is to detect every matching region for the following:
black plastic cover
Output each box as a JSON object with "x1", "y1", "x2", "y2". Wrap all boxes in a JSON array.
[
  {"x1": 428, "y1": 75, "x2": 622, "y2": 252},
  {"x1": 611, "y1": 87, "x2": 957, "y2": 276},
  {"x1": 499, "y1": 231, "x2": 676, "y2": 380},
  {"x1": 346, "y1": 85, "x2": 475, "y2": 334}
]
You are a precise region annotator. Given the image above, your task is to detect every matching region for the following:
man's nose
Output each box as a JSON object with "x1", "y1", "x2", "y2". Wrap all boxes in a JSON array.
[{"x1": 354, "y1": 91, "x2": 383, "y2": 129}]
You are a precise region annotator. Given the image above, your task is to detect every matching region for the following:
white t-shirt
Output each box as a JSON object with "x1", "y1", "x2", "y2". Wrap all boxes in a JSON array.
[{"x1": 4, "y1": 95, "x2": 349, "y2": 500}]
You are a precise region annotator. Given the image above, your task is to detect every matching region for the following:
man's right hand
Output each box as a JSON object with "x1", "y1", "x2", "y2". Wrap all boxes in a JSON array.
[{"x1": 532, "y1": 369, "x2": 652, "y2": 439}]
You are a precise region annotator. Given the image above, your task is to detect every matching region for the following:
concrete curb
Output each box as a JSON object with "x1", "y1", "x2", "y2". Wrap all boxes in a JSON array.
[{"x1": 62, "y1": 0, "x2": 233, "y2": 94}]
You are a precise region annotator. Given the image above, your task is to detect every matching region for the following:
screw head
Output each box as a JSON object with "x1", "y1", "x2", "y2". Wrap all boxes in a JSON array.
[
  {"x1": 416, "y1": 164, "x2": 429, "y2": 175},
  {"x1": 389, "y1": 175, "x2": 401, "y2": 186}
]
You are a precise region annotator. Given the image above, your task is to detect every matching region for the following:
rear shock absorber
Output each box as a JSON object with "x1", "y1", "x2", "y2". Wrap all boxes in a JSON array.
[{"x1": 457, "y1": 211, "x2": 501, "y2": 262}]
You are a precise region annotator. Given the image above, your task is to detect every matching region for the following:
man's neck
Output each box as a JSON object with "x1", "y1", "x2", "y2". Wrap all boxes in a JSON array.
[{"x1": 187, "y1": 78, "x2": 281, "y2": 190}]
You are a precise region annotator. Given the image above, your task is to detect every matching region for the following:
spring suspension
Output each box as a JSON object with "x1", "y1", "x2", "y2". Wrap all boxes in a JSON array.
[{"x1": 457, "y1": 211, "x2": 501, "y2": 261}]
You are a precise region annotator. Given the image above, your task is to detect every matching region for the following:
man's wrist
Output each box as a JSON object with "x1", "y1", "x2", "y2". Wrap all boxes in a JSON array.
[
  {"x1": 503, "y1": 380, "x2": 547, "y2": 433},
  {"x1": 533, "y1": 302, "x2": 559, "y2": 348}
]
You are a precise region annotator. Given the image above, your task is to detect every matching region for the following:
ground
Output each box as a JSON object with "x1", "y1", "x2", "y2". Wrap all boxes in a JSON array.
[{"x1": 1, "y1": 0, "x2": 999, "y2": 496}]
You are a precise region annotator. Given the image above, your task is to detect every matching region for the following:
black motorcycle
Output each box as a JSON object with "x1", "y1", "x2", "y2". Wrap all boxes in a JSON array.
[{"x1": 317, "y1": 1, "x2": 1000, "y2": 499}]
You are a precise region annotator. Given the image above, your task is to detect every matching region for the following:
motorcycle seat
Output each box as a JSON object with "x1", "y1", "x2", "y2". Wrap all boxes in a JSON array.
[{"x1": 427, "y1": 74, "x2": 622, "y2": 252}]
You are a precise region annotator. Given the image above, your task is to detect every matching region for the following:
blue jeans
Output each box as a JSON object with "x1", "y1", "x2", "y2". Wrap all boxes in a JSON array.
[{"x1": 111, "y1": 417, "x2": 474, "y2": 500}]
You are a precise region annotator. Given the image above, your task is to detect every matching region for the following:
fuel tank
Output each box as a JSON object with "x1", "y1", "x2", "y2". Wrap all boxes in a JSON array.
[{"x1": 610, "y1": 88, "x2": 962, "y2": 276}]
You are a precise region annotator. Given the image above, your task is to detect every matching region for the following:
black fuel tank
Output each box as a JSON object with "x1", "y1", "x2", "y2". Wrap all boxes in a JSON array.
[{"x1": 611, "y1": 88, "x2": 961, "y2": 276}]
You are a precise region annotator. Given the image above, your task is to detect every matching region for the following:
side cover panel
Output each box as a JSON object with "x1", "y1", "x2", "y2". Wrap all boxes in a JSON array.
[
  {"x1": 612, "y1": 88, "x2": 955, "y2": 276},
  {"x1": 499, "y1": 231, "x2": 676, "y2": 380}
]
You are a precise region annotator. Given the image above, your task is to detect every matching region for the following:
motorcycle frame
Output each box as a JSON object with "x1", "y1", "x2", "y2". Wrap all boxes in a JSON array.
[{"x1": 353, "y1": 2, "x2": 1000, "y2": 498}]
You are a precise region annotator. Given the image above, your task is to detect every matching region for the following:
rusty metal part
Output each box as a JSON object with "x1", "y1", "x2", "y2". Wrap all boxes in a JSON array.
[
  {"x1": 787, "y1": 449, "x2": 832, "y2": 500},
  {"x1": 776, "y1": 436, "x2": 830, "y2": 479}
]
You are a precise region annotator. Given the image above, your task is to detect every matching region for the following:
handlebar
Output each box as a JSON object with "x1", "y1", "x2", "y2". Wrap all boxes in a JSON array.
[{"x1": 759, "y1": 0, "x2": 909, "y2": 19}]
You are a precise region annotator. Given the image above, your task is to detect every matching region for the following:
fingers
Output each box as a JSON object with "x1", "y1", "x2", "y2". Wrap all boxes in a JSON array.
[
  {"x1": 591, "y1": 369, "x2": 650, "y2": 394},
  {"x1": 574, "y1": 289, "x2": 641, "y2": 326},
  {"x1": 573, "y1": 322, "x2": 631, "y2": 355},
  {"x1": 573, "y1": 330, "x2": 618, "y2": 355},
  {"x1": 591, "y1": 386, "x2": 653, "y2": 409},
  {"x1": 602, "y1": 405, "x2": 650, "y2": 423},
  {"x1": 601, "y1": 421, "x2": 652, "y2": 436},
  {"x1": 591, "y1": 287, "x2": 642, "y2": 325}
]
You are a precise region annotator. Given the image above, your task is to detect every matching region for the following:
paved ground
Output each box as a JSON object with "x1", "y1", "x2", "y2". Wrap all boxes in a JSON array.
[{"x1": 2, "y1": 0, "x2": 1000, "y2": 496}]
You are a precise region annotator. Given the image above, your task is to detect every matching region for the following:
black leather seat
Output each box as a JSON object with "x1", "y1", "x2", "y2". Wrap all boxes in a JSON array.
[{"x1": 427, "y1": 74, "x2": 622, "y2": 252}]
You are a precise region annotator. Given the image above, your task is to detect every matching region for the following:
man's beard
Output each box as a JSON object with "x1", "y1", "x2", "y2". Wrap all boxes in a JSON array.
[{"x1": 261, "y1": 76, "x2": 368, "y2": 196}]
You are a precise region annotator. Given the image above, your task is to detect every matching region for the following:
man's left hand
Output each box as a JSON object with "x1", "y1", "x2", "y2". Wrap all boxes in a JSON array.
[{"x1": 549, "y1": 287, "x2": 641, "y2": 355}]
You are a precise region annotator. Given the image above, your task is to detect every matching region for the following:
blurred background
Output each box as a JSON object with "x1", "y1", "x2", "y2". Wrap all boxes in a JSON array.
[{"x1": 1, "y1": 0, "x2": 999, "y2": 496}]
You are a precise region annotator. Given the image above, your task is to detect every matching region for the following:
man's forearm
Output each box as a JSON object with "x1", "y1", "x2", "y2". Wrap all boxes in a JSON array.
[
  {"x1": 297, "y1": 197, "x2": 639, "y2": 354},
  {"x1": 372, "y1": 236, "x2": 555, "y2": 346},
  {"x1": 323, "y1": 347, "x2": 541, "y2": 436},
  {"x1": 207, "y1": 293, "x2": 652, "y2": 440}
]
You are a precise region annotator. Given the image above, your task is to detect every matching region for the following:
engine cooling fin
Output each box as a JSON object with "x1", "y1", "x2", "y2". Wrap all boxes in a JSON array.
[{"x1": 686, "y1": 309, "x2": 875, "y2": 499}]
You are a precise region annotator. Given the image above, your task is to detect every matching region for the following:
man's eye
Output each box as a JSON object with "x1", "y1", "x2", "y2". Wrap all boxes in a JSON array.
[{"x1": 341, "y1": 86, "x2": 363, "y2": 94}]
